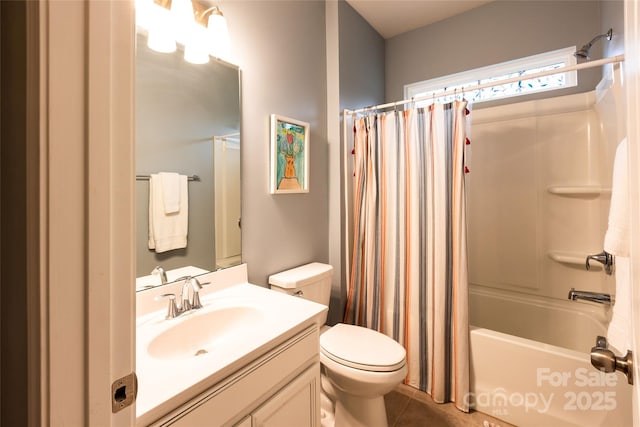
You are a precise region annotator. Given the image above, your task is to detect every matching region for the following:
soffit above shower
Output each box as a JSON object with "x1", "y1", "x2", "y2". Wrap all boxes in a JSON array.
[{"x1": 345, "y1": 0, "x2": 494, "y2": 39}]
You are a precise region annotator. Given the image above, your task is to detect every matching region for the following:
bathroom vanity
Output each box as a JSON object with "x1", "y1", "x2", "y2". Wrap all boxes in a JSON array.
[{"x1": 136, "y1": 265, "x2": 327, "y2": 426}]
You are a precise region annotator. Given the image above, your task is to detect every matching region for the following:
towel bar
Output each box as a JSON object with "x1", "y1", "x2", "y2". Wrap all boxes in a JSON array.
[{"x1": 136, "y1": 174, "x2": 200, "y2": 182}]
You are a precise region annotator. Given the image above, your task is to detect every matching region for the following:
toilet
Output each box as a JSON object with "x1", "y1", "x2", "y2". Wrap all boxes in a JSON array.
[{"x1": 269, "y1": 263, "x2": 407, "y2": 427}]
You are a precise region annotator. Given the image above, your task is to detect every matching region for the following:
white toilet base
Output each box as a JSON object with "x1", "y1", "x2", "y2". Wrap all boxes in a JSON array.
[
  {"x1": 320, "y1": 390, "x2": 336, "y2": 427},
  {"x1": 333, "y1": 392, "x2": 388, "y2": 427}
]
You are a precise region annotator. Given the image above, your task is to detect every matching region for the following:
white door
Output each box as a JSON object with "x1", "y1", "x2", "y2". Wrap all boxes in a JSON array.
[
  {"x1": 625, "y1": 1, "x2": 640, "y2": 425},
  {"x1": 40, "y1": 0, "x2": 136, "y2": 425}
]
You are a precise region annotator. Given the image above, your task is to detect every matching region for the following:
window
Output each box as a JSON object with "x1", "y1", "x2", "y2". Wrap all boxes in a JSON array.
[{"x1": 404, "y1": 47, "x2": 577, "y2": 105}]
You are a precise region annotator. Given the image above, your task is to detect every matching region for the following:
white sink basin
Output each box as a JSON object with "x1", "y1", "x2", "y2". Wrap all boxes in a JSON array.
[
  {"x1": 136, "y1": 266, "x2": 328, "y2": 425},
  {"x1": 147, "y1": 306, "x2": 264, "y2": 361}
]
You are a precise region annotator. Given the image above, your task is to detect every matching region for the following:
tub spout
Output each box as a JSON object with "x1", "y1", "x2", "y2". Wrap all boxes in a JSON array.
[{"x1": 568, "y1": 288, "x2": 613, "y2": 305}]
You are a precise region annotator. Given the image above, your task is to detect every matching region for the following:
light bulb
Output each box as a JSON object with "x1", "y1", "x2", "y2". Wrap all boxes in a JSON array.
[
  {"x1": 184, "y1": 24, "x2": 210, "y2": 64},
  {"x1": 134, "y1": 0, "x2": 154, "y2": 31},
  {"x1": 147, "y1": 4, "x2": 176, "y2": 53},
  {"x1": 207, "y1": 9, "x2": 231, "y2": 61},
  {"x1": 171, "y1": 0, "x2": 196, "y2": 46}
]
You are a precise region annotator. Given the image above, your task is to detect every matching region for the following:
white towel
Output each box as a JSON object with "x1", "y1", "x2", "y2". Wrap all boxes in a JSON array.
[
  {"x1": 604, "y1": 138, "x2": 631, "y2": 352},
  {"x1": 148, "y1": 173, "x2": 189, "y2": 253},
  {"x1": 604, "y1": 139, "x2": 629, "y2": 256},
  {"x1": 608, "y1": 257, "x2": 632, "y2": 352},
  {"x1": 160, "y1": 172, "x2": 181, "y2": 214}
]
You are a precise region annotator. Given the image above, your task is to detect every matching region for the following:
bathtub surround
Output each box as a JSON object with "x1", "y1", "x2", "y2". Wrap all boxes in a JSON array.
[
  {"x1": 345, "y1": 103, "x2": 470, "y2": 411},
  {"x1": 465, "y1": 76, "x2": 630, "y2": 425},
  {"x1": 467, "y1": 90, "x2": 616, "y2": 303}
]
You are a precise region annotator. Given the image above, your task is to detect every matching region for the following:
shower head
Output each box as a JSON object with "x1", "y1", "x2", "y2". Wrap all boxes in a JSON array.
[{"x1": 574, "y1": 28, "x2": 613, "y2": 60}]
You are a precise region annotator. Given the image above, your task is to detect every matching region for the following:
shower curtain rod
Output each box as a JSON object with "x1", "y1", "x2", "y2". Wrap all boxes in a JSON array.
[{"x1": 344, "y1": 54, "x2": 625, "y2": 115}]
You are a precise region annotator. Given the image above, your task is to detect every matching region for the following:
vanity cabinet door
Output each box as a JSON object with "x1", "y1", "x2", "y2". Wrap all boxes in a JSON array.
[{"x1": 251, "y1": 364, "x2": 320, "y2": 427}]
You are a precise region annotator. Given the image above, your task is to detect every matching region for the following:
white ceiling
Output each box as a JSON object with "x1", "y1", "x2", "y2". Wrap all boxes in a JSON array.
[{"x1": 344, "y1": 0, "x2": 495, "y2": 39}]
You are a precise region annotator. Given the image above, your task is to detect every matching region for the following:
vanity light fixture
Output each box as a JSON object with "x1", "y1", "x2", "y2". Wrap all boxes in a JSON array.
[
  {"x1": 146, "y1": 0, "x2": 177, "y2": 53},
  {"x1": 137, "y1": 0, "x2": 231, "y2": 64},
  {"x1": 184, "y1": 23, "x2": 211, "y2": 64},
  {"x1": 170, "y1": 0, "x2": 196, "y2": 46},
  {"x1": 204, "y1": 6, "x2": 231, "y2": 61}
]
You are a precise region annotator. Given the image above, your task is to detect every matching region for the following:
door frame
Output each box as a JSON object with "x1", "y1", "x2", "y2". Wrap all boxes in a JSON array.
[
  {"x1": 625, "y1": 0, "x2": 640, "y2": 425},
  {"x1": 36, "y1": 0, "x2": 136, "y2": 424}
]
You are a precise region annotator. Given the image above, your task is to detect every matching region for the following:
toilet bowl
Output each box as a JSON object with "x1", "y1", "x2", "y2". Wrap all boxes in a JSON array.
[
  {"x1": 320, "y1": 323, "x2": 407, "y2": 427},
  {"x1": 269, "y1": 263, "x2": 407, "y2": 427}
]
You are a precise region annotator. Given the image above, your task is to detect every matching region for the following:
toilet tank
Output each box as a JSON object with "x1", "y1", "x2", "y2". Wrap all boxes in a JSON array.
[{"x1": 268, "y1": 263, "x2": 333, "y2": 314}]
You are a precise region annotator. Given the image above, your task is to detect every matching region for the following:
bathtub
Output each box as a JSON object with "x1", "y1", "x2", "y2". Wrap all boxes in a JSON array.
[{"x1": 469, "y1": 286, "x2": 632, "y2": 427}]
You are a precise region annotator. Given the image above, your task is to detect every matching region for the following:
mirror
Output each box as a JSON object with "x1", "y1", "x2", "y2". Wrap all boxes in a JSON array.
[{"x1": 135, "y1": 33, "x2": 241, "y2": 291}]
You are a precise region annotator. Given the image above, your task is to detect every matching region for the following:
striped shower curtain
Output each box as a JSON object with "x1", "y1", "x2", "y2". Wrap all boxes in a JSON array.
[{"x1": 344, "y1": 101, "x2": 470, "y2": 412}]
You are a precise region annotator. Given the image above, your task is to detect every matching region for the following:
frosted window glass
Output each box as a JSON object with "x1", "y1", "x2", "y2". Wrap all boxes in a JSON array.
[{"x1": 405, "y1": 47, "x2": 577, "y2": 106}]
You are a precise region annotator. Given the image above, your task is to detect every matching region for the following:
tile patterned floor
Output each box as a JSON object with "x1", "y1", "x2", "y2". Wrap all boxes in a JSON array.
[{"x1": 385, "y1": 384, "x2": 517, "y2": 427}]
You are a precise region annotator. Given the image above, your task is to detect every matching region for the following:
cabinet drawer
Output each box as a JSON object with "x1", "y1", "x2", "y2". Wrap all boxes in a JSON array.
[{"x1": 156, "y1": 325, "x2": 319, "y2": 426}]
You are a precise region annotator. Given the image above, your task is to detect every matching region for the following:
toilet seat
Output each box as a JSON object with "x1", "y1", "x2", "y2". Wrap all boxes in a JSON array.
[{"x1": 320, "y1": 323, "x2": 406, "y2": 372}]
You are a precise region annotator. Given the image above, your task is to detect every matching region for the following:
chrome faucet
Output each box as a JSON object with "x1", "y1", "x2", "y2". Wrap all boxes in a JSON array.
[
  {"x1": 155, "y1": 276, "x2": 211, "y2": 319},
  {"x1": 151, "y1": 266, "x2": 168, "y2": 285},
  {"x1": 178, "y1": 276, "x2": 199, "y2": 312},
  {"x1": 568, "y1": 288, "x2": 613, "y2": 305},
  {"x1": 178, "y1": 276, "x2": 211, "y2": 312}
]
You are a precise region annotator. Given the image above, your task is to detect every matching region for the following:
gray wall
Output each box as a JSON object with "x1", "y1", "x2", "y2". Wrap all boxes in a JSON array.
[
  {"x1": 222, "y1": 1, "x2": 329, "y2": 286},
  {"x1": 339, "y1": 0, "x2": 385, "y2": 111},
  {"x1": 320, "y1": 0, "x2": 386, "y2": 324},
  {"x1": 601, "y1": 1, "x2": 625, "y2": 58},
  {"x1": 135, "y1": 37, "x2": 240, "y2": 276},
  {"x1": 385, "y1": 1, "x2": 603, "y2": 105}
]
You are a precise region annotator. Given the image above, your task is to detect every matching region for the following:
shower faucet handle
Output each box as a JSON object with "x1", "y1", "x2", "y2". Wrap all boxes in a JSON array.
[{"x1": 585, "y1": 251, "x2": 614, "y2": 275}]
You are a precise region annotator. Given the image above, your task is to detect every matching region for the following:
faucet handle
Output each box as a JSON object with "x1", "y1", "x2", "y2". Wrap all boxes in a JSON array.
[
  {"x1": 190, "y1": 278, "x2": 211, "y2": 309},
  {"x1": 155, "y1": 293, "x2": 178, "y2": 319},
  {"x1": 585, "y1": 251, "x2": 614, "y2": 275}
]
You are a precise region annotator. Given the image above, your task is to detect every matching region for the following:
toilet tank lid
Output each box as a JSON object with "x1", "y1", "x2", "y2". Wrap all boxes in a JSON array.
[{"x1": 268, "y1": 262, "x2": 333, "y2": 288}]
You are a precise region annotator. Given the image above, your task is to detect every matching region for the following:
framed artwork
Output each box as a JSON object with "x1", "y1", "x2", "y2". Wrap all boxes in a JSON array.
[{"x1": 270, "y1": 114, "x2": 310, "y2": 194}]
